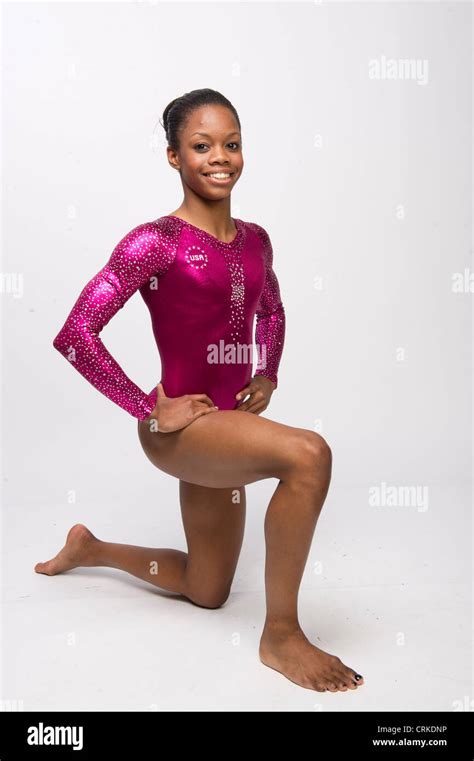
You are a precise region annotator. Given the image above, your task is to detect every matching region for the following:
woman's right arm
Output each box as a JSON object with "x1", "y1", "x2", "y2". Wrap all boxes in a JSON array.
[{"x1": 53, "y1": 220, "x2": 176, "y2": 420}]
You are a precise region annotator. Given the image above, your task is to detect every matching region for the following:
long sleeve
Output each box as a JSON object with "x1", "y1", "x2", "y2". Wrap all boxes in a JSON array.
[
  {"x1": 252, "y1": 225, "x2": 286, "y2": 388},
  {"x1": 53, "y1": 220, "x2": 177, "y2": 420}
]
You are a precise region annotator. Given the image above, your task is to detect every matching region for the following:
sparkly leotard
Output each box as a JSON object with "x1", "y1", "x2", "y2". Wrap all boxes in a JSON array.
[{"x1": 53, "y1": 215, "x2": 286, "y2": 420}]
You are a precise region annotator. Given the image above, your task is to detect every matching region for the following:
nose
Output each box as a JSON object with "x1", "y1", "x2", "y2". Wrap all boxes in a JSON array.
[{"x1": 208, "y1": 149, "x2": 230, "y2": 164}]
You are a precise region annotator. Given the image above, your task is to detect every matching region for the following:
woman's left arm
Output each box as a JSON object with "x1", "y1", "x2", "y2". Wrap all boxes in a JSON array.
[{"x1": 236, "y1": 226, "x2": 285, "y2": 413}]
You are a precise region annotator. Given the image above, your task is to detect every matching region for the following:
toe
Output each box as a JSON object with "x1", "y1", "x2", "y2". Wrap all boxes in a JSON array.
[
  {"x1": 342, "y1": 666, "x2": 364, "y2": 687},
  {"x1": 35, "y1": 559, "x2": 58, "y2": 575},
  {"x1": 313, "y1": 680, "x2": 328, "y2": 692},
  {"x1": 339, "y1": 669, "x2": 359, "y2": 688}
]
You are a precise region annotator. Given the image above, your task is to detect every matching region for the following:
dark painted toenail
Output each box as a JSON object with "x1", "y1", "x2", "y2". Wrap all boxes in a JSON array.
[{"x1": 354, "y1": 674, "x2": 363, "y2": 680}]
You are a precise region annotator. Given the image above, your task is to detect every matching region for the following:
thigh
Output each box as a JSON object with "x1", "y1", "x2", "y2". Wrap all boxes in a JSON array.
[
  {"x1": 137, "y1": 409, "x2": 308, "y2": 488},
  {"x1": 179, "y1": 480, "x2": 246, "y2": 601}
]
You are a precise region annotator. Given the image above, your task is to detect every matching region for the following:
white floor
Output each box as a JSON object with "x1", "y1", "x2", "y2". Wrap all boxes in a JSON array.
[{"x1": 2, "y1": 484, "x2": 471, "y2": 712}]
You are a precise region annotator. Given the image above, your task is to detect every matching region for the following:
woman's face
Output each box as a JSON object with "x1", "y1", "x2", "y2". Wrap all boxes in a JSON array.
[{"x1": 167, "y1": 104, "x2": 244, "y2": 200}]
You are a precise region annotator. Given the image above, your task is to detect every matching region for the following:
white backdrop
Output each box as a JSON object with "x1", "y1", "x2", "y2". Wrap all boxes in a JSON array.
[{"x1": 2, "y1": 1, "x2": 472, "y2": 712}]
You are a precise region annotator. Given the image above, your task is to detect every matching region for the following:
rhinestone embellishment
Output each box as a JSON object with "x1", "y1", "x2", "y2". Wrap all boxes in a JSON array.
[
  {"x1": 178, "y1": 219, "x2": 247, "y2": 343},
  {"x1": 184, "y1": 244, "x2": 208, "y2": 269}
]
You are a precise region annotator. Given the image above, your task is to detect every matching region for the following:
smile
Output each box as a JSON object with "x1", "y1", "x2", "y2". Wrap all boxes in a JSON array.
[
  {"x1": 202, "y1": 172, "x2": 235, "y2": 185},
  {"x1": 203, "y1": 172, "x2": 234, "y2": 178}
]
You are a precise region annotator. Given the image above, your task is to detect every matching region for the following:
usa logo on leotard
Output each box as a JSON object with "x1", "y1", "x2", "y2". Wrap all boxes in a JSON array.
[{"x1": 184, "y1": 245, "x2": 208, "y2": 269}]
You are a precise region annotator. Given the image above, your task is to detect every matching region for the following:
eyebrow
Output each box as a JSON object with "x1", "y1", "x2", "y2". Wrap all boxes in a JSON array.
[{"x1": 190, "y1": 131, "x2": 240, "y2": 138}]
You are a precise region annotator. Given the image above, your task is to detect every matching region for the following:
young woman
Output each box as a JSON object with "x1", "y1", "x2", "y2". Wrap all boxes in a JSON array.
[{"x1": 36, "y1": 88, "x2": 364, "y2": 694}]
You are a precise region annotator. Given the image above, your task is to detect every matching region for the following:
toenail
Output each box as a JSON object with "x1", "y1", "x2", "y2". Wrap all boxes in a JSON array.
[{"x1": 354, "y1": 674, "x2": 363, "y2": 680}]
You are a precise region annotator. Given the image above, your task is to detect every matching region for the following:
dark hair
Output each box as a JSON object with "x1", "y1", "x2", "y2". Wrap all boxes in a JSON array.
[{"x1": 160, "y1": 88, "x2": 241, "y2": 152}]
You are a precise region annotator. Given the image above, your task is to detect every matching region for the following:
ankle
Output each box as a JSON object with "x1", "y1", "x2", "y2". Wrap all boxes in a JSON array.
[
  {"x1": 262, "y1": 617, "x2": 303, "y2": 637},
  {"x1": 87, "y1": 538, "x2": 107, "y2": 567}
]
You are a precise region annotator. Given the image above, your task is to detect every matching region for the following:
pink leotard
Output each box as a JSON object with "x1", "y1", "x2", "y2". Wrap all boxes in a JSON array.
[{"x1": 53, "y1": 215, "x2": 286, "y2": 420}]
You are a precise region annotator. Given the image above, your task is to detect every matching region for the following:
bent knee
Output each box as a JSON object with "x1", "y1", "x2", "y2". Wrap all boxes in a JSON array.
[
  {"x1": 291, "y1": 430, "x2": 332, "y2": 479},
  {"x1": 306, "y1": 431, "x2": 332, "y2": 463},
  {"x1": 183, "y1": 584, "x2": 231, "y2": 610}
]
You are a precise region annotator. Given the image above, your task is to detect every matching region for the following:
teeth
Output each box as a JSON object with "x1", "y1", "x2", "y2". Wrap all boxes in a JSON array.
[{"x1": 206, "y1": 173, "x2": 232, "y2": 178}]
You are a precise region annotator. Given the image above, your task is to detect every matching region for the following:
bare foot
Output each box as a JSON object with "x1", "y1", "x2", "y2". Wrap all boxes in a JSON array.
[
  {"x1": 259, "y1": 625, "x2": 365, "y2": 692},
  {"x1": 34, "y1": 524, "x2": 99, "y2": 575}
]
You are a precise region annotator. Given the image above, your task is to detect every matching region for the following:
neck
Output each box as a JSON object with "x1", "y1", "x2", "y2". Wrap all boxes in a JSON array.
[{"x1": 169, "y1": 197, "x2": 236, "y2": 239}]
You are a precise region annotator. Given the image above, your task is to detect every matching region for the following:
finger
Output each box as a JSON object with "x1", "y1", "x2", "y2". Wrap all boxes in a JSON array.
[
  {"x1": 156, "y1": 382, "x2": 167, "y2": 398},
  {"x1": 192, "y1": 406, "x2": 219, "y2": 421},
  {"x1": 236, "y1": 395, "x2": 256, "y2": 411},
  {"x1": 245, "y1": 398, "x2": 267, "y2": 414},
  {"x1": 191, "y1": 399, "x2": 219, "y2": 412},
  {"x1": 236, "y1": 399, "x2": 250, "y2": 409},
  {"x1": 240, "y1": 390, "x2": 265, "y2": 409},
  {"x1": 235, "y1": 386, "x2": 252, "y2": 402},
  {"x1": 188, "y1": 393, "x2": 217, "y2": 408},
  {"x1": 237, "y1": 388, "x2": 259, "y2": 407}
]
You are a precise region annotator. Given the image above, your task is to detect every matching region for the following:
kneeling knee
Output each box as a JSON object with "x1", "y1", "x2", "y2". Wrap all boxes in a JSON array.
[{"x1": 185, "y1": 586, "x2": 231, "y2": 610}]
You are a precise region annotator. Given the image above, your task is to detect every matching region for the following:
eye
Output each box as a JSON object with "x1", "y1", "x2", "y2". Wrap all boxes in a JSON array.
[{"x1": 193, "y1": 142, "x2": 240, "y2": 151}]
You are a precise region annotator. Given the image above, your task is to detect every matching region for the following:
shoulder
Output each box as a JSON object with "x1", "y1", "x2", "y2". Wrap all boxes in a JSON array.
[
  {"x1": 114, "y1": 216, "x2": 183, "y2": 255},
  {"x1": 239, "y1": 220, "x2": 273, "y2": 261},
  {"x1": 240, "y1": 219, "x2": 270, "y2": 242},
  {"x1": 108, "y1": 216, "x2": 183, "y2": 274}
]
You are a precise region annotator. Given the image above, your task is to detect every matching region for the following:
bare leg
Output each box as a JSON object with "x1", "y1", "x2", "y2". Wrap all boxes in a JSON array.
[
  {"x1": 34, "y1": 482, "x2": 246, "y2": 610},
  {"x1": 35, "y1": 524, "x2": 188, "y2": 593},
  {"x1": 258, "y1": 445, "x2": 355, "y2": 692}
]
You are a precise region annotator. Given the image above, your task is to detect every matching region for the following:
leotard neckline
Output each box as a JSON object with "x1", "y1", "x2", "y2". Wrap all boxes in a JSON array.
[{"x1": 163, "y1": 214, "x2": 243, "y2": 248}]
